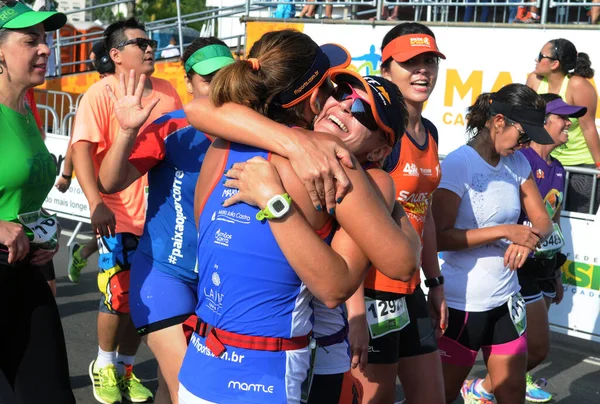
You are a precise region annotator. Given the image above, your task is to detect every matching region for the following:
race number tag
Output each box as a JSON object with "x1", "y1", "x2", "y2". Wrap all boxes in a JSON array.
[
  {"x1": 535, "y1": 223, "x2": 565, "y2": 259},
  {"x1": 17, "y1": 210, "x2": 58, "y2": 251},
  {"x1": 364, "y1": 297, "x2": 410, "y2": 339},
  {"x1": 508, "y1": 293, "x2": 527, "y2": 337}
]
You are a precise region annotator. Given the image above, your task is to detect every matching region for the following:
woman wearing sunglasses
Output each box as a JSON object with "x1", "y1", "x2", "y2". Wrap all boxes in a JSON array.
[
  {"x1": 177, "y1": 29, "x2": 419, "y2": 404},
  {"x1": 0, "y1": 1, "x2": 75, "y2": 403},
  {"x1": 527, "y1": 38, "x2": 599, "y2": 214},
  {"x1": 432, "y1": 83, "x2": 554, "y2": 404},
  {"x1": 216, "y1": 69, "x2": 417, "y2": 404},
  {"x1": 97, "y1": 37, "x2": 236, "y2": 404},
  {"x1": 460, "y1": 94, "x2": 586, "y2": 404},
  {"x1": 343, "y1": 22, "x2": 447, "y2": 403}
]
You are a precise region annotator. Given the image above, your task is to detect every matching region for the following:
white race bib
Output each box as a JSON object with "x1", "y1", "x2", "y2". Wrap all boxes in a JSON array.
[
  {"x1": 17, "y1": 210, "x2": 58, "y2": 251},
  {"x1": 365, "y1": 297, "x2": 410, "y2": 339},
  {"x1": 508, "y1": 293, "x2": 527, "y2": 337},
  {"x1": 535, "y1": 223, "x2": 565, "y2": 259}
]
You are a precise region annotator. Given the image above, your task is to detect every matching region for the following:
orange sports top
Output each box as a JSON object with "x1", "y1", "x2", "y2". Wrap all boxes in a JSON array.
[{"x1": 364, "y1": 118, "x2": 441, "y2": 294}]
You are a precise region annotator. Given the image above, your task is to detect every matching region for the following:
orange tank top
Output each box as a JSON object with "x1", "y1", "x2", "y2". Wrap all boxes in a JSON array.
[{"x1": 364, "y1": 118, "x2": 441, "y2": 294}]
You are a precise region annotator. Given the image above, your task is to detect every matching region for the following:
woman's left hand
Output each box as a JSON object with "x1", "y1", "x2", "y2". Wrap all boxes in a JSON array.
[
  {"x1": 30, "y1": 245, "x2": 59, "y2": 266},
  {"x1": 554, "y1": 275, "x2": 564, "y2": 304},
  {"x1": 222, "y1": 157, "x2": 286, "y2": 209},
  {"x1": 504, "y1": 243, "x2": 532, "y2": 270}
]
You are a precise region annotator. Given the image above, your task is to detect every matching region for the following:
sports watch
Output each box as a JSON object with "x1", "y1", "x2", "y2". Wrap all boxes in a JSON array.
[
  {"x1": 424, "y1": 276, "x2": 445, "y2": 288},
  {"x1": 256, "y1": 193, "x2": 292, "y2": 221}
]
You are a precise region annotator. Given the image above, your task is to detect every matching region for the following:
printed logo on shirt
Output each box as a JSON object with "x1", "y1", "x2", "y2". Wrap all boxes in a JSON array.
[
  {"x1": 402, "y1": 163, "x2": 419, "y2": 177},
  {"x1": 536, "y1": 169, "x2": 545, "y2": 179},
  {"x1": 190, "y1": 334, "x2": 245, "y2": 363},
  {"x1": 204, "y1": 266, "x2": 224, "y2": 315},
  {"x1": 168, "y1": 170, "x2": 187, "y2": 265},
  {"x1": 228, "y1": 381, "x2": 275, "y2": 394},
  {"x1": 222, "y1": 188, "x2": 239, "y2": 199},
  {"x1": 556, "y1": 172, "x2": 563, "y2": 177},
  {"x1": 214, "y1": 228, "x2": 233, "y2": 247},
  {"x1": 215, "y1": 209, "x2": 251, "y2": 225},
  {"x1": 419, "y1": 167, "x2": 432, "y2": 176},
  {"x1": 435, "y1": 164, "x2": 440, "y2": 178}
]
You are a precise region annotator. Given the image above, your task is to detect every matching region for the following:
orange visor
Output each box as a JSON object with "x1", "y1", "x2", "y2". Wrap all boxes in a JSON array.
[{"x1": 381, "y1": 34, "x2": 446, "y2": 64}]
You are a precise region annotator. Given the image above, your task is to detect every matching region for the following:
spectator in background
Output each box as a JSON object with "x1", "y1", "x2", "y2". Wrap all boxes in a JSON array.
[
  {"x1": 591, "y1": 0, "x2": 599, "y2": 24},
  {"x1": 513, "y1": 2, "x2": 541, "y2": 23},
  {"x1": 160, "y1": 35, "x2": 181, "y2": 59},
  {"x1": 527, "y1": 38, "x2": 600, "y2": 214},
  {"x1": 463, "y1": 0, "x2": 490, "y2": 22}
]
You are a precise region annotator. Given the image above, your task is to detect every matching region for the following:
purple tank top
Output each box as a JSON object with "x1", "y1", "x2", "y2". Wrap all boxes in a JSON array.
[{"x1": 518, "y1": 147, "x2": 566, "y2": 224}]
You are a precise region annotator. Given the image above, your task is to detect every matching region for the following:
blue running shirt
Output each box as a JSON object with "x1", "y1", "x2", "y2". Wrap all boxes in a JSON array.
[
  {"x1": 130, "y1": 109, "x2": 212, "y2": 282},
  {"x1": 180, "y1": 143, "x2": 323, "y2": 404}
]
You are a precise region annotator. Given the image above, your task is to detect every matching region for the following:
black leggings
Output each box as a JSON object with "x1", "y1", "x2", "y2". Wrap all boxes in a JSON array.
[{"x1": 0, "y1": 253, "x2": 75, "y2": 404}]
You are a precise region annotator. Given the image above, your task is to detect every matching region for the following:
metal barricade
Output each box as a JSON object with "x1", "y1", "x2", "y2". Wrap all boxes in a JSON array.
[
  {"x1": 563, "y1": 165, "x2": 600, "y2": 215},
  {"x1": 37, "y1": 104, "x2": 61, "y2": 136},
  {"x1": 34, "y1": 89, "x2": 75, "y2": 114},
  {"x1": 61, "y1": 112, "x2": 77, "y2": 139}
]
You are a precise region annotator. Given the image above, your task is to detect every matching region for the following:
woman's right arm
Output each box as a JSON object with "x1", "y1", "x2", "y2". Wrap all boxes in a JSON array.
[
  {"x1": 184, "y1": 97, "x2": 353, "y2": 212},
  {"x1": 0, "y1": 220, "x2": 29, "y2": 263},
  {"x1": 432, "y1": 189, "x2": 541, "y2": 251},
  {"x1": 97, "y1": 129, "x2": 144, "y2": 194}
]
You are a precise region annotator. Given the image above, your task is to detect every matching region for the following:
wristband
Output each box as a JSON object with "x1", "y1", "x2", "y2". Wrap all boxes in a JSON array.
[
  {"x1": 61, "y1": 173, "x2": 72, "y2": 180},
  {"x1": 424, "y1": 276, "x2": 445, "y2": 288}
]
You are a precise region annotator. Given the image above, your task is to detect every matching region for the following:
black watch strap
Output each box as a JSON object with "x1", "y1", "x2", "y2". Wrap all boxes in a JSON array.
[
  {"x1": 424, "y1": 275, "x2": 445, "y2": 288},
  {"x1": 61, "y1": 173, "x2": 72, "y2": 180}
]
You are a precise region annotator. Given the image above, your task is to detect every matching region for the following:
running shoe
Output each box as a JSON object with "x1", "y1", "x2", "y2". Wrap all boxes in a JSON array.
[
  {"x1": 526, "y1": 373, "x2": 553, "y2": 403},
  {"x1": 118, "y1": 364, "x2": 153, "y2": 403},
  {"x1": 461, "y1": 379, "x2": 495, "y2": 404},
  {"x1": 89, "y1": 360, "x2": 122, "y2": 404},
  {"x1": 68, "y1": 242, "x2": 87, "y2": 283},
  {"x1": 515, "y1": 12, "x2": 540, "y2": 23}
]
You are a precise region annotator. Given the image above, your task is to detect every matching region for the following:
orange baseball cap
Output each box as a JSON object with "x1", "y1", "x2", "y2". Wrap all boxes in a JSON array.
[{"x1": 381, "y1": 34, "x2": 446, "y2": 64}]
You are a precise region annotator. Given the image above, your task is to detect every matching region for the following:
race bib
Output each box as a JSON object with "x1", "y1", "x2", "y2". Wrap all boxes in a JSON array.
[
  {"x1": 535, "y1": 223, "x2": 565, "y2": 259},
  {"x1": 365, "y1": 297, "x2": 410, "y2": 339},
  {"x1": 17, "y1": 210, "x2": 58, "y2": 251},
  {"x1": 508, "y1": 293, "x2": 527, "y2": 337}
]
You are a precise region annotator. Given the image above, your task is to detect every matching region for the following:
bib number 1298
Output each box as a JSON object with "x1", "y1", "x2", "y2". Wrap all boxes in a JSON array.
[{"x1": 365, "y1": 297, "x2": 410, "y2": 339}]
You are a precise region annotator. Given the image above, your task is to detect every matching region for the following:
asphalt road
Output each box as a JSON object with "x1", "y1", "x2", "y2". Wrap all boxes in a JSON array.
[{"x1": 34, "y1": 221, "x2": 600, "y2": 403}]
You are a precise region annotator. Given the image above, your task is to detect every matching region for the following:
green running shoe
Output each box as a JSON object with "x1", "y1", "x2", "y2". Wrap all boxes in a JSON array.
[
  {"x1": 118, "y1": 364, "x2": 153, "y2": 403},
  {"x1": 89, "y1": 360, "x2": 122, "y2": 404},
  {"x1": 68, "y1": 243, "x2": 87, "y2": 283}
]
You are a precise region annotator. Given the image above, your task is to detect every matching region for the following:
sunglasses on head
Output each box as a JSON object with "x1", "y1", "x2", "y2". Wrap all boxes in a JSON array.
[
  {"x1": 116, "y1": 38, "x2": 157, "y2": 52},
  {"x1": 332, "y1": 83, "x2": 379, "y2": 132},
  {"x1": 505, "y1": 118, "x2": 531, "y2": 145}
]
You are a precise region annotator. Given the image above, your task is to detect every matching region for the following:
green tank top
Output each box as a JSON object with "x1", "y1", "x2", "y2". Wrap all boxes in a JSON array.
[
  {"x1": 537, "y1": 76, "x2": 593, "y2": 166},
  {"x1": 0, "y1": 103, "x2": 55, "y2": 222}
]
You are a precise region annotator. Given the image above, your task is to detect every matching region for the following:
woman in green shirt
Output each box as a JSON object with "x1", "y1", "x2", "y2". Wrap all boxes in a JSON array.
[
  {"x1": 0, "y1": 2, "x2": 75, "y2": 403},
  {"x1": 527, "y1": 38, "x2": 600, "y2": 214}
]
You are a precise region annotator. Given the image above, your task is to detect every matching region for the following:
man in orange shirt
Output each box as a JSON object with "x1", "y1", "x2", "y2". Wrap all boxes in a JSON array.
[{"x1": 71, "y1": 18, "x2": 182, "y2": 404}]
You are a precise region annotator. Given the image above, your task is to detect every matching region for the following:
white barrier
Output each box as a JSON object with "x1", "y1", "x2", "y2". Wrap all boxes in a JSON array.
[{"x1": 42, "y1": 133, "x2": 91, "y2": 224}]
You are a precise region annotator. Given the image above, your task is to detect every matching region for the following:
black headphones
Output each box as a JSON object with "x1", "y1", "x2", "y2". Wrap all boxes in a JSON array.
[{"x1": 93, "y1": 54, "x2": 114, "y2": 75}]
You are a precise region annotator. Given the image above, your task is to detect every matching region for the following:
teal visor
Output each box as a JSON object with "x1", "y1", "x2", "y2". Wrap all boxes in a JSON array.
[{"x1": 184, "y1": 44, "x2": 235, "y2": 75}]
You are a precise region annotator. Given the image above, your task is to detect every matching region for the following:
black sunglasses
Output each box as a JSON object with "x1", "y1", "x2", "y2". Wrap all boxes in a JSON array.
[
  {"x1": 116, "y1": 38, "x2": 157, "y2": 52},
  {"x1": 538, "y1": 52, "x2": 557, "y2": 62},
  {"x1": 332, "y1": 83, "x2": 379, "y2": 132},
  {"x1": 505, "y1": 118, "x2": 531, "y2": 145}
]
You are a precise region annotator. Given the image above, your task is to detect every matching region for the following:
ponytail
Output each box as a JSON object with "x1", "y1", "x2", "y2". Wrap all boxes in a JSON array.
[
  {"x1": 465, "y1": 92, "x2": 493, "y2": 138},
  {"x1": 574, "y1": 52, "x2": 594, "y2": 79}
]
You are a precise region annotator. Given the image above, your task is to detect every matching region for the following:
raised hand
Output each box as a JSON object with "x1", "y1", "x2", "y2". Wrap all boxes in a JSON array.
[{"x1": 106, "y1": 69, "x2": 160, "y2": 135}]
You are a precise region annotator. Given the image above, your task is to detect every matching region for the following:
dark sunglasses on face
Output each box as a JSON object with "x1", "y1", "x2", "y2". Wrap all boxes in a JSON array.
[
  {"x1": 537, "y1": 52, "x2": 557, "y2": 62},
  {"x1": 332, "y1": 83, "x2": 379, "y2": 132},
  {"x1": 505, "y1": 118, "x2": 531, "y2": 145},
  {"x1": 116, "y1": 38, "x2": 157, "y2": 52}
]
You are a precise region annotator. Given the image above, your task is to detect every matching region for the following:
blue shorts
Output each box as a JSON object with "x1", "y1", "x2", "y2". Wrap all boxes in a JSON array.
[
  {"x1": 129, "y1": 251, "x2": 197, "y2": 335},
  {"x1": 97, "y1": 233, "x2": 138, "y2": 315}
]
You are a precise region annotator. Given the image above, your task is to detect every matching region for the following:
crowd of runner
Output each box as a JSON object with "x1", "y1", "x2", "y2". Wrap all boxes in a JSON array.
[{"x1": 0, "y1": 1, "x2": 598, "y2": 403}]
